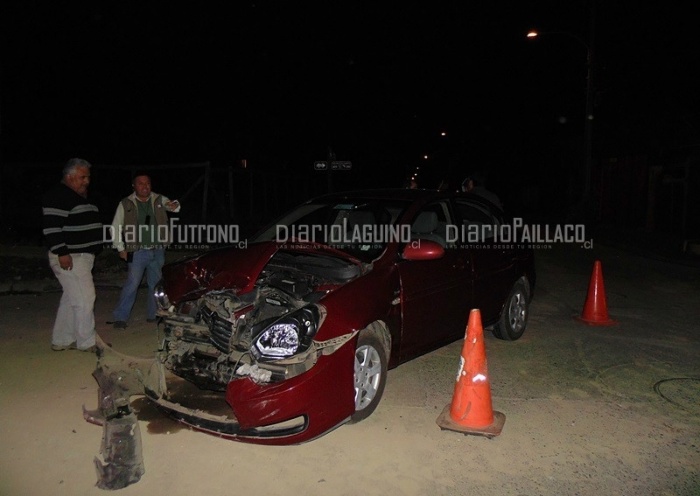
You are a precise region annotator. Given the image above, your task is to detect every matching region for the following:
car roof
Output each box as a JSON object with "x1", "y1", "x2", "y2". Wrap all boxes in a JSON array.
[
  {"x1": 308, "y1": 188, "x2": 504, "y2": 213},
  {"x1": 309, "y1": 188, "x2": 451, "y2": 202}
]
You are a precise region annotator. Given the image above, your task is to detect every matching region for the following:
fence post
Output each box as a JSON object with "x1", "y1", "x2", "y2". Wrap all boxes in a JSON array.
[{"x1": 202, "y1": 162, "x2": 210, "y2": 223}]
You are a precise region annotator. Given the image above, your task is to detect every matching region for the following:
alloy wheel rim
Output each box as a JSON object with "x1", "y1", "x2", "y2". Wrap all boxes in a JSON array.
[
  {"x1": 509, "y1": 291, "x2": 527, "y2": 332},
  {"x1": 354, "y1": 345, "x2": 382, "y2": 411}
]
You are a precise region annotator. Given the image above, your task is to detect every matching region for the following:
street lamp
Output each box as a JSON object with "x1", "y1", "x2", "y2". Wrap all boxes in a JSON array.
[{"x1": 527, "y1": 29, "x2": 595, "y2": 212}]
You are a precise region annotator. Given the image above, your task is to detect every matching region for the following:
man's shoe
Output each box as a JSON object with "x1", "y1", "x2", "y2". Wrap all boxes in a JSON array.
[
  {"x1": 79, "y1": 345, "x2": 97, "y2": 353},
  {"x1": 113, "y1": 321, "x2": 128, "y2": 329},
  {"x1": 51, "y1": 342, "x2": 77, "y2": 351}
]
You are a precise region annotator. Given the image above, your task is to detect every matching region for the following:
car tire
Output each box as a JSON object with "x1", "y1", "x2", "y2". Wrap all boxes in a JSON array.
[
  {"x1": 493, "y1": 280, "x2": 529, "y2": 341},
  {"x1": 349, "y1": 331, "x2": 388, "y2": 423}
]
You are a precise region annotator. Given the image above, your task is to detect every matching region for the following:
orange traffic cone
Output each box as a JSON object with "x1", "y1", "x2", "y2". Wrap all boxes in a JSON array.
[
  {"x1": 436, "y1": 308, "x2": 505, "y2": 438},
  {"x1": 575, "y1": 260, "x2": 617, "y2": 326}
]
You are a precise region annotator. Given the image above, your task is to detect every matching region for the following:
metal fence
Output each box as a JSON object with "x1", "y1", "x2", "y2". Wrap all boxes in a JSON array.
[{"x1": 1, "y1": 161, "x2": 341, "y2": 244}]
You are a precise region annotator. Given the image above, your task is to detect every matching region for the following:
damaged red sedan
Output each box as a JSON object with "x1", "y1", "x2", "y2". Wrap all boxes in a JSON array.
[{"x1": 88, "y1": 188, "x2": 535, "y2": 447}]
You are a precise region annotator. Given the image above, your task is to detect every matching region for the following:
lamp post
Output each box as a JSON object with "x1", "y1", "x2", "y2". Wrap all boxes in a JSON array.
[{"x1": 527, "y1": 27, "x2": 595, "y2": 213}]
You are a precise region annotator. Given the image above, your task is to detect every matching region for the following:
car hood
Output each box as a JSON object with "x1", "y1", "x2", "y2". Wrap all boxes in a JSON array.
[
  {"x1": 162, "y1": 242, "x2": 277, "y2": 303},
  {"x1": 162, "y1": 241, "x2": 364, "y2": 304}
]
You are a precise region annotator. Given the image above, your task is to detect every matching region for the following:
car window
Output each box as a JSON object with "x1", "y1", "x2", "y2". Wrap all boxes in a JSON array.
[
  {"x1": 252, "y1": 199, "x2": 412, "y2": 262},
  {"x1": 409, "y1": 201, "x2": 452, "y2": 247},
  {"x1": 453, "y1": 199, "x2": 501, "y2": 242}
]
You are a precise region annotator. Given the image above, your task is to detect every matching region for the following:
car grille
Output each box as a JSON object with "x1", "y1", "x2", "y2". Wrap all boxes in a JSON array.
[{"x1": 200, "y1": 306, "x2": 233, "y2": 353}]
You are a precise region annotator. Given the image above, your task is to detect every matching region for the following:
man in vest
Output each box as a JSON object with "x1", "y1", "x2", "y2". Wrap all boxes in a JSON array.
[{"x1": 110, "y1": 172, "x2": 180, "y2": 329}]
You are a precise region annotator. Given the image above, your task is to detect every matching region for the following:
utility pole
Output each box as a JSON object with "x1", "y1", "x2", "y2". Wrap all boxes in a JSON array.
[
  {"x1": 582, "y1": 0, "x2": 597, "y2": 216},
  {"x1": 327, "y1": 145, "x2": 335, "y2": 193},
  {"x1": 527, "y1": 0, "x2": 597, "y2": 219}
]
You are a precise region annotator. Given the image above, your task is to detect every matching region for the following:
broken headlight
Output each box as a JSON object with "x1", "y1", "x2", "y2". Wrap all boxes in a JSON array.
[
  {"x1": 251, "y1": 305, "x2": 322, "y2": 360},
  {"x1": 154, "y1": 280, "x2": 171, "y2": 311}
]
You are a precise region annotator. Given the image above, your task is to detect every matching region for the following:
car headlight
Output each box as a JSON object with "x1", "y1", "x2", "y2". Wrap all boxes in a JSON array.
[
  {"x1": 251, "y1": 305, "x2": 321, "y2": 360},
  {"x1": 154, "y1": 280, "x2": 171, "y2": 310}
]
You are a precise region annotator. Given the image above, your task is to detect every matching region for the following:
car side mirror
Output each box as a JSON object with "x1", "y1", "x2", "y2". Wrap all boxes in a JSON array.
[{"x1": 401, "y1": 240, "x2": 445, "y2": 261}]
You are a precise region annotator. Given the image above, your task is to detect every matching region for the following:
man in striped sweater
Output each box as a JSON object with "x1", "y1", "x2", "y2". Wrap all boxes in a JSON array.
[{"x1": 42, "y1": 158, "x2": 104, "y2": 352}]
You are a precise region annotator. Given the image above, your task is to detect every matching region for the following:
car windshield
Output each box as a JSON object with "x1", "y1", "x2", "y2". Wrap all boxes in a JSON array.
[{"x1": 252, "y1": 198, "x2": 412, "y2": 262}]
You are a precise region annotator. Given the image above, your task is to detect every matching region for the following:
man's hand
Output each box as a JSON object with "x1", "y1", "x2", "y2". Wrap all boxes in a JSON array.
[
  {"x1": 58, "y1": 254, "x2": 73, "y2": 270},
  {"x1": 118, "y1": 250, "x2": 128, "y2": 261},
  {"x1": 165, "y1": 200, "x2": 180, "y2": 212}
]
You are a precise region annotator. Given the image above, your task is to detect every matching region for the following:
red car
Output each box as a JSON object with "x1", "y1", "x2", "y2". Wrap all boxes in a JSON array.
[{"x1": 89, "y1": 188, "x2": 535, "y2": 446}]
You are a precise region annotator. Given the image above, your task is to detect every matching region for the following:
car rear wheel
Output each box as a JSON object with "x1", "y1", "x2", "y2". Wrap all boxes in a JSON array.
[
  {"x1": 493, "y1": 280, "x2": 529, "y2": 341},
  {"x1": 349, "y1": 332, "x2": 388, "y2": 423}
]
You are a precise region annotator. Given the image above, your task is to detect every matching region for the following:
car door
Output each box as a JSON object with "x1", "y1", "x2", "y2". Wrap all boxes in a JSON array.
[
  {"x1": 453, "y1": 198, "x2": 516, "y2": 325},
  {"x1": 397, "y1": 201, "x2": 472, "y2": 362}
]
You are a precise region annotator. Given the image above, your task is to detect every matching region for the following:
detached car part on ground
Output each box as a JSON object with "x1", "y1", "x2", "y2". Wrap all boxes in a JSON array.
[{"x1": 85, "y1": 188, "x2": 535, "y2": 450}]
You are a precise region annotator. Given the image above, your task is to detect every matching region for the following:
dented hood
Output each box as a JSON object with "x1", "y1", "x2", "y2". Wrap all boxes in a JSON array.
[
  {"x1": 162, "y1": 241, "x2": 365, "y2": 304},
  {"x1": 162, "y1": 241, "x2": 280, "y2": 303}
]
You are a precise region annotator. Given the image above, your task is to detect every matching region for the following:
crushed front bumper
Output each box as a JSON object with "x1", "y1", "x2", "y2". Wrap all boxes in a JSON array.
[{"x1": 85, "y1": 331, "x2": 357, "y2": 445}]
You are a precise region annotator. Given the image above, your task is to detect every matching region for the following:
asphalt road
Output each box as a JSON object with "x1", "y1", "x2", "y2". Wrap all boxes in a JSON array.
[{"x1": 0, "y1": 240, "x2": 698, "y2": 495}]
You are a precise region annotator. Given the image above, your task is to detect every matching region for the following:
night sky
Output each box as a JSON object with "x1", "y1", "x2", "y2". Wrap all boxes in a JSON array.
[{"x1": 1, "y1": 2, "x2": 698, "y2": 199}]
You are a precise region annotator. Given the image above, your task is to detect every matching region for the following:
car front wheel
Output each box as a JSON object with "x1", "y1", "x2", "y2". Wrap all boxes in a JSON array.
[
  {"x1": 493, "y1": 280, "x2": 529, "y2": 341},
  {"x1": 349, "y1": 332, "x2": 388, "y2": 423}
]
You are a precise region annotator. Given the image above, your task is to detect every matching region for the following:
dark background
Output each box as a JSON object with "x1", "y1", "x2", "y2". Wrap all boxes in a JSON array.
[{"x1": 1, "y1": 1, "x2": 699, "y2": 241}]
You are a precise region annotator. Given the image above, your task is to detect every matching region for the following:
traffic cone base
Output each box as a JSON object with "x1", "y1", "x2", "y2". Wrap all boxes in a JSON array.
[
  {"x1": 574, "y1": 314, "x2": 617, "y2": 326},
  {"x1": 575, "y1": 260, "x2": 618, "y2": 326},
  {"x1": 436, "y1": 405, "x2": 505, "y2": 438},
  {"x1": 436, "y1": 308, "x2": 505, "y2": 438}
]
